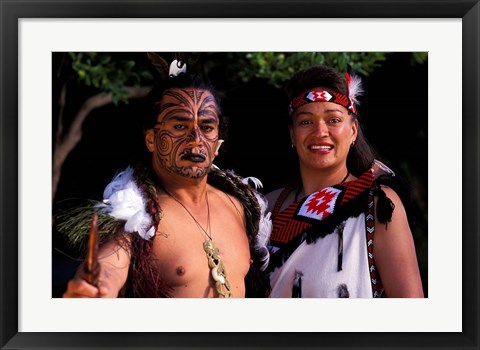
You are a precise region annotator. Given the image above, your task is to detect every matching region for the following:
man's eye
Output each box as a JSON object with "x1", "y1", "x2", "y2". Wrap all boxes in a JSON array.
[
  {"x1": 200, "y1": 125, "x2": 214, "y2": 132},
  {"x1": 174, "y1": 124, "x2": 187, "y2": 130}
]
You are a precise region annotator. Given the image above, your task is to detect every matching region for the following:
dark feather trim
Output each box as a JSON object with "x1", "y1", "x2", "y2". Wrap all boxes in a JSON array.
[
  {"x1": 373, "y1": 184, "x2": 394, "y2": 226},
  {"x1": 375, "y1": 173, "x2": 415, "y2": 223},
  {"x1": 147, "y1": 52, "x2": 169, "y2": 79},
  {"x1": 207, "y1": 167, "x2": 271, "y2": 297}
]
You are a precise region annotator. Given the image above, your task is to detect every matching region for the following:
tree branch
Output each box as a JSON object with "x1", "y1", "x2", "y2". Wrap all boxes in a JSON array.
[{"x1": 52, "y1": 85, "x2": 151, "y2": 201}]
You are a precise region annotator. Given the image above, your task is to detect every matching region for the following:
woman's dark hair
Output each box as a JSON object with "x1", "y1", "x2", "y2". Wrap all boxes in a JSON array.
[
  {"x1": 285, "y1": 64, "x2": 375, "y2": 177},
  {"x1": 143, "y1": 73, "x2": 228, "y2": 139}
]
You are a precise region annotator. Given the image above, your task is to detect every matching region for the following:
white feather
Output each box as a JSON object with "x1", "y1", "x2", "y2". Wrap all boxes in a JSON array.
[
  {"x1": 256, "y1": 210, "x2": 272, "y2": 271},
  {"x1": 242, "y1": 176, "x2": 264, "y2": 190},
  {"x1": 103, "y1": 167, "x2": 135, "y2": 199},
  {"x1": 240, "y1": 175, "x2": 272, "y2": 270},
  {"x1": 347, "y1": 73, "x2": 364, "y2": 105},
  {"x1": 248, "y1": 183, "x2": 272, "y2": 271},
  {"x1": 99, "y1": 167, "x2": 155, "y2": 240}
]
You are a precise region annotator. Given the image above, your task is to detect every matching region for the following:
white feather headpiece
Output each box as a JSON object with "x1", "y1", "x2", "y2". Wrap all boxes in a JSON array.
[{"x1": 169, "y1": 59, "x2": 186, "y2": 77}]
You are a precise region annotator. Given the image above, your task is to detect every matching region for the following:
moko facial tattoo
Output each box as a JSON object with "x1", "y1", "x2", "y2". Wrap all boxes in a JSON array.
[{"x1": 153, "y1": 88, "x2": 220, "y2": 179}]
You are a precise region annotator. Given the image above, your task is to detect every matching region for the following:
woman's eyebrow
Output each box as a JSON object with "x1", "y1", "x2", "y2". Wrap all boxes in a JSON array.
[
  {"x1": 324, "y1": 108, "x2": 344, "y2": 114},
  {"x1": 293, "y1": 111, "x2": 314, "y2": 117}
]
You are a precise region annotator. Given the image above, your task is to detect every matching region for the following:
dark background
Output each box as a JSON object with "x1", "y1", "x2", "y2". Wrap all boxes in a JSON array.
[{"x1": 52, "y1": 52, "x2": 428, "y2": 297}]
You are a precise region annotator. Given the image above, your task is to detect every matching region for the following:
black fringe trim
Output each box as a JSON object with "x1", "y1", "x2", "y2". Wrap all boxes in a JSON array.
[{"x1": 373, "y1": 183, "x2": 394, "y2": 226}]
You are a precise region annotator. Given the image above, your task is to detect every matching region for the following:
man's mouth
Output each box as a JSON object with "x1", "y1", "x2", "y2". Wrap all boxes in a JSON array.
[{"x1": 181, "y1": 150, "x2": 206, "y2": 163}]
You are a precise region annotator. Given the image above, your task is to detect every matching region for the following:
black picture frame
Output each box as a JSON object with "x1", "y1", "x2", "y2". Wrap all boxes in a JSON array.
[{"x1": 1, "y1": 1, "x2": 478, "y2": 349}]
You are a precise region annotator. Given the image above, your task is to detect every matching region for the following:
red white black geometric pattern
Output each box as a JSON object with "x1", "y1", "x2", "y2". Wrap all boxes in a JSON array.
[
  {"x1": 341, "y1": 169, "x2": 374, "y2": 204},
  {"x1": 270, "y1": 200, "x2": 311, "y2": 244},
  {"x1": 296, "y1": 187, "x2": 342, "y2": 221},
  {"x1": 289, "y1": 89, "x2": 357, "y2": 115},
  {"x1": 365, "y1": 189, "x2": 384, "y2": 298},
  {"x1": 269, "y1": 168, "x2": 386, "y2": 298},
  {"x1": 270, "y1": 169, "x2": 375, "y2": 245}
]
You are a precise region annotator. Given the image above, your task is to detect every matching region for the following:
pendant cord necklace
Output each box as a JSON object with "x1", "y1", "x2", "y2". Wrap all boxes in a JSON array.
[{"x1": 158, "y1": 184, "x2": 233, "y2": 298}]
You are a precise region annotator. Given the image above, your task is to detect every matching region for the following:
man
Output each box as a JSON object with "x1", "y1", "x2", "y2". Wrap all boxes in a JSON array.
[{"x1": 62, "y1": 62, "x2": 270, "y2": 298}]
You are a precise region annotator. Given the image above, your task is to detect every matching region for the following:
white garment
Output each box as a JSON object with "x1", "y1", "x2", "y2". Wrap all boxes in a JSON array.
[{"x1": 269, "y1": 214, "x2": 374, "y2": 298}]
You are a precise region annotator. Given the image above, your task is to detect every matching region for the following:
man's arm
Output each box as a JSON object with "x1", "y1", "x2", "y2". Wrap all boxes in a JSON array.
[{"x1": 63, "y1": 240, "x2": 131, "y2": 298}]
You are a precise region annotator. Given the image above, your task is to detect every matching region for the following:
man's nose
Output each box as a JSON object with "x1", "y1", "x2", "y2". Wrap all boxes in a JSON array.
[{"x1": 189, "y1": 125, "x2": 202, "y2": 143}]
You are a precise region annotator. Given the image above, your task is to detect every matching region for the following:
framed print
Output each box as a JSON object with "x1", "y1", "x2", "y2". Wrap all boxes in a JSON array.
[{"x1": 1, "y1": 1, "x2": 479, "y2": 350}]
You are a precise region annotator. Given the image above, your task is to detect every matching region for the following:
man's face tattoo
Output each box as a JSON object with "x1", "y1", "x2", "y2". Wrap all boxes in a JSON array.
[{"x1": 153, "y1": 88, "x2": 219, "y2": 179}]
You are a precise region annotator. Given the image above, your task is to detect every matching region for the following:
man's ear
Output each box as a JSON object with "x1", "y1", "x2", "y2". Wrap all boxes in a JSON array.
[
  {"x1": 145, "y1": 129, "x2": 155, "y2": 153},
  {"x1": 214, "y1": 139, "x2": 224, "y2": 156}
]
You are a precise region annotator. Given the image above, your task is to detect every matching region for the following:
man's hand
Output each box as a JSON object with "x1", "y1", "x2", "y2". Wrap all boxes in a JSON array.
[
  {"x1": 63, "y1": 243, "x2": 130, "y2": 298},
  {"x1": 63, "y1": 274, "x2": 112, "y2": 298}
]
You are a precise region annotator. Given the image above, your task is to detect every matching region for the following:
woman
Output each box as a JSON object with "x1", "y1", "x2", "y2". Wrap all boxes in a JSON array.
[{"x1": 266, "y1": 65, "x2": 424, "y2": 298}]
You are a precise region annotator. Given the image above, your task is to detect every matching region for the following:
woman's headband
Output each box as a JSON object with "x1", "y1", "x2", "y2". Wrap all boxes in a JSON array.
[{"x1": 288, "y1": 72, "x2": 363, "y2": 116}]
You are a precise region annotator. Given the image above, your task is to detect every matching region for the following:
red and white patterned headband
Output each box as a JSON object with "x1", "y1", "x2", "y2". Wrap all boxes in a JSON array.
[{"x1": 288, "y1": 72, "x2": 363, "y2": 116}]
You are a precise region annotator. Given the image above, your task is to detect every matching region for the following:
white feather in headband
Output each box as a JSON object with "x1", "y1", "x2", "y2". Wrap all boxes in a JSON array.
[
  {"x1": 345, "y1": 71, "x2": 364, "y2": 107},
  {"x1": 98, "y1": 167, "x2": 155, "y2": 240}
]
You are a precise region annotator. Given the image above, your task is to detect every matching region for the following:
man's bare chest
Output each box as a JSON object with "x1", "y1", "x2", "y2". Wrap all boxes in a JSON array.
[{"x1": 149, "y1": 210, "x2": 251, "y2": 296}]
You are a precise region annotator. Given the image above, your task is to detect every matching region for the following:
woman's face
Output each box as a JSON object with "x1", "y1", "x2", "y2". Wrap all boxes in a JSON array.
[
  {"x1": 145, "y1": 87, "x2": 220, "y2": 179},
  {"x1": 289, "y1": 100, "x2": 358, "y2": 174}
]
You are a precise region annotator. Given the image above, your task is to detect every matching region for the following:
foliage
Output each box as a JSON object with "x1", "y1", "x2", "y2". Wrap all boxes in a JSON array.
[
  {"x1": 68, "y1": 52, "x2": 154, "y2": 104},
  {"x1": 411, "y1": 52, "x2": 428, "y2": 65},
  {"x1": 224, "y1": 52, "x2": 389, "y2": 87},
  {"x1": 67, "y1": 52, "x2": 427, "y2": 96}
]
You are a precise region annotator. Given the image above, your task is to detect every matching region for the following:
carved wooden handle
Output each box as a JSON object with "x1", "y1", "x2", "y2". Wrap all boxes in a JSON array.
[{"x1": 83, "y1": 213, "x2": 100, "y2": 286}]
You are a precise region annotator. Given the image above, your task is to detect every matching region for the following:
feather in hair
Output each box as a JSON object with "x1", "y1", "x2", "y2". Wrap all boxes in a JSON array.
[
  {"x1": 169, "y1": 59, "x2": 186, "y2": 77},
  {"x1": 345, "y1": 71, "x2": 364, "y2": 105},
  {"x1": 147, "y1": 52, "x2": 169, "y2": 79}
]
